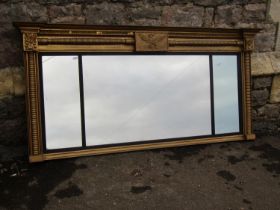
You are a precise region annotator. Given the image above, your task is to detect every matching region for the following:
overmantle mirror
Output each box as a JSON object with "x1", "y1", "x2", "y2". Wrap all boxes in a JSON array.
[{"x1": 15, "y1": 23, "x2": 259, "y2": 162}]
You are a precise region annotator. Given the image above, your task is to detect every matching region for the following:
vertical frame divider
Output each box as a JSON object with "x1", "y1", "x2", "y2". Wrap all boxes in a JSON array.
[
  {"x1": 209, "y1": 55, "x2": 215, "y2": 135},
  {"x1": 237, "y1": 53, "x2": 244, "y2": 134},
  {"x1": 38, "y1": 54, "x2": 47, "y2": 153},
  {"x1": 78, "y1": 55, "x2": 87, "y2": 148}
]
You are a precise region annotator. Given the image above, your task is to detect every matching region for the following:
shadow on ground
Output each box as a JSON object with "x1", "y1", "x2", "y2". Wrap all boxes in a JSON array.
[{"x1": 0, "y1": 136, "x2": 279, "y2": 210}]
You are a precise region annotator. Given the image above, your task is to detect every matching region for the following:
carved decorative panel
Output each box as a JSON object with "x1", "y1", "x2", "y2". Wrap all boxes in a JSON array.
[{"x1": 135, "y1": 32, "x2": 168, "y2": 51}]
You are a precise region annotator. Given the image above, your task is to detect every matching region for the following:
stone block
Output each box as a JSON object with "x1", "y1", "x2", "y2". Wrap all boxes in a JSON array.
[
  {"x1": 49, "y1": 3, "x2": 82, "y2": 17},
  {"x1": 257, "y1": 104, "x2": 280, "y2": 118},
  {"x1": 122, "y1": 2, "x2": 163, "y2": 26},
  {"x1": 244, "y1": 3, "x2": 266, "y2": 22},
  {"x1": 50, "y1": 16, "x2": 85, "y2": 24},
  {"x1": 86, "y1": 2, "x2": 126, "y2": 25},
  {"x1": 255, "y1": 23, "x2": 277, "y2": 51},
  {"x1": 268, "y1": 0, "x2": 280, "y2": 51},
  {"x1": 49, "y1": 3, "x2": 85, "y2": 24},
  {"x1": 270, "y1": 75, "x2": 280, "y2": 103},
  {"x1": 215, "y1": 5, "x2": 243, "y2": 27},
  {"x1": 0, "y1": 67, "x2": 25, "y2": 98},
  {"x1": 204, "y1": 7, "x2": 214, "y2": 27},
  {"x1": 253, "y1": 119, "x2": 279, "y2": 134},
  {"x1": 0, "y1": 68, "x2": 13, "y2": 98},
  {"x1": 12, "y1": 67, "x2": 25, "y2": 96},
  {"x1": 270, "y1": 52, "x2": 280, "y2": 71},
  {"x1": 253, "y1": 76, "x2": 272, "y2": 89},
  {"x1": 252, "y1": 109, "x2": 258, "y2": 119},
  {"x1": 254, "y1": 32, "x2": 276, "y2": 52},
  {"x1": 0, "y1": 36, "x2": 22, "y2": 69},
  {"x1": 0, "y1": 2, "x2": 47, "y2": 23},
  {"x1": 251, "y1": 53, "x2": 273, "y2": 76},
  {"x1": 161, "y1": 4, "x2": 204, "y2": 27},
  {"x1": 145, "y1": 0, "x2": 173, "y2": 5},
  {"x1": 269, "y1": 0, "x2": 280, "y2": 22},
  {"x1": 252, "y1": 89, "x2": 269, "y2": 106},
  {"x1": 251, "y1": 52, "x2": 280, "y2": 76},
  {"x1": 127, "y1": 4, "x2": 162, "y2": 24},
  {"x1": 194, "y1": 0, "x2": 225, "y2": 6},
  {"x1": 274, "y1": 28, "x2": 280, "y2": 51}
]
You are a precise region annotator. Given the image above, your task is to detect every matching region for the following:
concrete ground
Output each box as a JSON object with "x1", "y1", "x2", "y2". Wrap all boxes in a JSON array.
[{"x1": 0, "y1": 135, "x2": 279, "y2": 210}]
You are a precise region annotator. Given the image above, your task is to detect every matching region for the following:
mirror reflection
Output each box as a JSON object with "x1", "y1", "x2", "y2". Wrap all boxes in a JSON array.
[
  {"x1": 213, "y1": 55, "x2": 240, "y2": 134},
  {"x1": 41, "y1": 54, "x2": 242, "y2": 150},
  {"x1": 42, "y1": 56, "x2": 83, "y2": 149},
  {"x1": 83, "y1": 55, "x2": 212, "y2": 146}
]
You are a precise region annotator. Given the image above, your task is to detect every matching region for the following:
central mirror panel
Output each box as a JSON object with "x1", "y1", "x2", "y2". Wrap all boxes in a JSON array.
[{"x1": 82, "y1": 55, "x2": 212, "y2": 146}]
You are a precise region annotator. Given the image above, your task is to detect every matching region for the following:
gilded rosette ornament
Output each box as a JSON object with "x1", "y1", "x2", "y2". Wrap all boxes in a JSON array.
[
  {"x1": 23, "y1": 32, "x2": 38, "y2": 51},
  {"x1": 244, "y1": 38, "x2": 255, "y2": 52}
]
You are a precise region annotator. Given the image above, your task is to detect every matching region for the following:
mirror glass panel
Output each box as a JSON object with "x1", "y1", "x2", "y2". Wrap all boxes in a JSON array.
[
  {"x1": 213, "y1": 55, "x2": 240, "y2": 134},
  {"x1": 83, "y1": 55, "x2": 212, "y2": 146},
  {"x1": 42, "y1": 56, "x2": 83, "y2": 149}
]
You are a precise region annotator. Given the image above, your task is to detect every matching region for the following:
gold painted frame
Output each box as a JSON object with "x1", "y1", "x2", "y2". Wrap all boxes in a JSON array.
[{"x1": 14, "y1": 22, "x2": 259, "y2": 162}]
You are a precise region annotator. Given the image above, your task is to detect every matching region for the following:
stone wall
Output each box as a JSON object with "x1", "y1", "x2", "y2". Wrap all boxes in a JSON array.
[
  {"x1": 251, "y1": 54, "x2": 280, "y2": 134},
  {"x1": 251, "y1": 0, "x2": 280, "y2": 134},
  {"x1": 0, "y1": 0, "x2": 279, "y2": 160}
]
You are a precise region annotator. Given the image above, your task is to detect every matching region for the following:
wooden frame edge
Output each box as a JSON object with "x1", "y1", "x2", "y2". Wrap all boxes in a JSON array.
[
  {"x1": 29, "y1": 135, "x2": 246, "y2": 162},
  {"x1": 15, "y1": 23, "x2": 259, "y2": 162}
]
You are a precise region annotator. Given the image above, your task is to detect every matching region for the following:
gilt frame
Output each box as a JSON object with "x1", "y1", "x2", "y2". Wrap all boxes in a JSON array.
[{"x1": 14, "y1": 22, "x2": 259, "y2": 162}]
